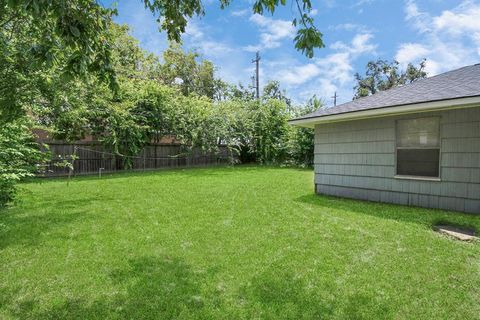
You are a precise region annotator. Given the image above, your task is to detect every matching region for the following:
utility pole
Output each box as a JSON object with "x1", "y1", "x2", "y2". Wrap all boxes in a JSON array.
[
  {"x1": 331, "y1": 91, "x2": 338, "y2": 107},
  {"x1": 252, "y1": 51, "x2": 260, "y2": 99}
]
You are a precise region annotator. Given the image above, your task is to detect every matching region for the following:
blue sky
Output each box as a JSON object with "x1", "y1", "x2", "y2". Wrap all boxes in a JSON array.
[{"x1": 103, "y1": 0, "x2": 480, "y2": 105}]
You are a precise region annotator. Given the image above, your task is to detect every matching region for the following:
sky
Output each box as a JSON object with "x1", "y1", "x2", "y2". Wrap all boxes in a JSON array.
[{"x1": 102, "y1": 0, "x2": 480, "y2": 106}]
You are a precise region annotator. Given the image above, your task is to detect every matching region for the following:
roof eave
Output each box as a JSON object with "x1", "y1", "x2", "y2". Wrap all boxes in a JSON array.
[{"x1": 289, "y1": 96, "x2": 480, "y2": 128}]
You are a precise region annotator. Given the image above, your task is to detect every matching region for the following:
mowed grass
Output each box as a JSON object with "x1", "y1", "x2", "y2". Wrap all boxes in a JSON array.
[{"x1": 0, "y1": 166, "x2": 479, "y2": 320}]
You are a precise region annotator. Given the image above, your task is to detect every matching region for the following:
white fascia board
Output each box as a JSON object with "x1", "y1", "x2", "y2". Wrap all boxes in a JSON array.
[{"x1": 289, "y1": 96, "x2": 480, "y2": 128}]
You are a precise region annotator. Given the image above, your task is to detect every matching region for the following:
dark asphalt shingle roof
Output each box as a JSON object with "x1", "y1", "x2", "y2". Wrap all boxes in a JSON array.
[{"x1": 292, "y1": 64, "x2": 480, "y2": 121}]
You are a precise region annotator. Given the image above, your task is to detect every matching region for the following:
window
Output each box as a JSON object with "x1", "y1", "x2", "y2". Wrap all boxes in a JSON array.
[{"x1": 396, "y1": 117, "x2": 440, "y2": 178}]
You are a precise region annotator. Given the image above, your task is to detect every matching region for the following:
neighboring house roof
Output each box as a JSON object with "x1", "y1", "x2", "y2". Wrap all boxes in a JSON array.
[{"x1": 290, "y1": 64, "x2": 480, "y2": 127}]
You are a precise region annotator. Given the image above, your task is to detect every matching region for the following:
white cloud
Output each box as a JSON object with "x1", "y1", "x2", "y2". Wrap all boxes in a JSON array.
[
  {"x1": 310, "y1": 9, "x2": 319, "y2": 16},
  {"x1": 397, "y1": 0, "x2": 480, "y2": 75},
  {"x1": 231, "y1": 9, "x2": 249, "y2": 17},
  {"x1": 330, "y1": 33, "x2": 377, "y2": 56},
  {"x1": 329, "y1": 23, "x2": 371, "y2": 33},
  {"x1": 184, "y1": 20, "x2": 234, "y2": 58},
  {"x1": 185, "y1": 22, "x2": 204, "y2": 39},
  {"x1": 316, "y1": 52, "x2": 354, "y2": 84},
  {"x1": 352, "y1": 0, "x2": 375, "y2": 7},
  {"x1": 267, "y1": 32, "x2": 377, "y2": 105},
  {"x1": 352, "y1": 0, "x2": 375, "y2": 13},
  {"x1": 433, "y1": 2, "x2": 480, "y2": 34},
  {"x1": 404, "y1": 0, "x2": 431, "y2": 33},
  {"x1": 243, "y1": 14, "x2": 296, "y2": 51},
  {"x1": 351, "y1": 33, "x2": 377, "y2": 54},
  {"x1": 323, "y1": 0, "x2": 336, "y2": 8},
  {"x1": 275, "y1": 64, "x2": 321, "y2": 86},
  {"x1": 395, "y1": 43, "x2": 429, "y2": 64}
]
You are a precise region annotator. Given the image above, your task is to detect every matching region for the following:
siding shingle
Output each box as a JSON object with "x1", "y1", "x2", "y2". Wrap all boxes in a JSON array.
[{"x1": 314, "y1": 107, "x2": 480, "y2": 213}]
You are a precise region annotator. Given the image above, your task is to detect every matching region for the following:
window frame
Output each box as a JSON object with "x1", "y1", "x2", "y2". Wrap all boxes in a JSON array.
[{"x1": 394, "y1": 116, "x2": 442, "y2": 180}]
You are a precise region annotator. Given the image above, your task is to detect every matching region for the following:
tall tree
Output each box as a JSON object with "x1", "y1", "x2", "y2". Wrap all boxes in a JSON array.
[
  {"x1": 1, "y1": 0, "x2": 325, "y2": 120},
  {"x1": 160, "y1": 43, "x2": 215, "y2": 98},
  {"x1": 0, "y1": 0, "x2": 116, "y2": 122},
  {"x1": 354, "y1": 59, "x2": 427, "y2": 99},
  {"x1": 262, "y1": 80, "x2": 292, "y2": 107}
]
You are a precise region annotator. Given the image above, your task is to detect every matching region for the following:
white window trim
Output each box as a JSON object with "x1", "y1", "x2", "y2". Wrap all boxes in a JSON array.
[{"x1": 394, "y1": 175, "x2": 441, "y2": 182}]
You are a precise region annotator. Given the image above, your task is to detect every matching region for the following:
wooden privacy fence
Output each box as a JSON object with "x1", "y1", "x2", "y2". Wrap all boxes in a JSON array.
[{"x1": 40, "y1": 141, "x2": 232, "y2": 177}]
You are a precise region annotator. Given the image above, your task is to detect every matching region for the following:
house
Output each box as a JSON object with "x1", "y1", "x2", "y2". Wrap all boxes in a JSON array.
[{"x1": 290, "y1": 64, "x2": 480, "y2": 214}]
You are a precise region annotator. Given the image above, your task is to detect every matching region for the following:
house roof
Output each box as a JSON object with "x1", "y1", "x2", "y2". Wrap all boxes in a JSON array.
[{"x1": 290, "y1": 64, "x2": 480, "y2": 125}]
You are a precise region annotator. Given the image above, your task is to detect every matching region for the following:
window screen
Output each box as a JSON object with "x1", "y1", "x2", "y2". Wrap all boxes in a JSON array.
[{"x1": 396, "y1": 117, "x2": 440, "y2": 177}]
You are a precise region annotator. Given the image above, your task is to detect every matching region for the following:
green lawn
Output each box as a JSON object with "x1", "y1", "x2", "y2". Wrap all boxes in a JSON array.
[{"x1": 0, "y1": 166, "x2": 479, "y2": 319}]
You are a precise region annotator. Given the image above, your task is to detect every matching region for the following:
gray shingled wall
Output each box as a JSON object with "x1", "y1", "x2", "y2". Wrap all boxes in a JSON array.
[{"x1": 314, "y1": 106, "x2": 480, "y2": 214}]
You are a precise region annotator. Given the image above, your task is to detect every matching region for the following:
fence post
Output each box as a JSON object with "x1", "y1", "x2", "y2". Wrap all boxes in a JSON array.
[
  {"x1": 143, "y1": 148, "x2": 146, "y2": 171},
  {"x1": 67, "y1": 145, "x2": 77, "y2": 186}
]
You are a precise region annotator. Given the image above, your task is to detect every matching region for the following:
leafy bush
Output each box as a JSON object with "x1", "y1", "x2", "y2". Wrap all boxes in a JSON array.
[
  {"x1": 287, "y1": 126, "x2": 315, "y2": 167},
  {"x1": 286, "y1": 99, "x2": 321, "y2": 167},
  {"x1": 0, "y1": 121, "x2": 47, "y2": 207}
]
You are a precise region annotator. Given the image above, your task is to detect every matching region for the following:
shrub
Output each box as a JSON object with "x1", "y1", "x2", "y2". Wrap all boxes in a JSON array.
[{"x1": 0, "y1": 121, "x2": 47, "y2": 207}]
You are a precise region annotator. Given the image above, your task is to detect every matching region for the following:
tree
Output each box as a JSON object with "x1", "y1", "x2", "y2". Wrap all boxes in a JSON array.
[
  {"x1": 354, "y1": 59, "x2": 427, "y2": 99},
  {"x1": 252, "y1": 99, "x2": 290, "y2": 164},
  {"x1": 109, "y1": 24, "x2": 162, "y2": 80},
  {"x1": 262, "y1": 80, "x2": 292, "y2": 107},
  {"x1": 131, "y1": 83, "x2": 178, "y2": 143},
  {"x1": 0, "y1": 0, "x2": 117, "y2": 123},
  {"x1": 1, "y1": 0, "x2": 323, "y2": 81},
  {"x1": 1, "y1": 0, "x2": 325, "y2": 122},
  {"x1": 287, "y1": 96, "x2": 321, "y2": 167},
  {"x1": 160, "y1": 43, "x2": 215, "y2": 98}
]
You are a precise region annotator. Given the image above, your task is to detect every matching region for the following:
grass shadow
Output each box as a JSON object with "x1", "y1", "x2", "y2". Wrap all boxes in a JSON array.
[
  {"x1": 0, "y1": 198, "x2": 96, "y2": 250},
  {"x1": 295, "y1": 193, "x2": 480, "y2": 233},
  {"x1": 238, "y1": 265, "x2": 391, "y2": 319},
  {"x1": 1, "y1": 255, "x2": 215, "y2": 319},
  {"x1": 110, "y1": 256, "x2": 214, "y2": 319},
  {"x1": 239, "y1": 269, "x2": 333, "y2": 319}
]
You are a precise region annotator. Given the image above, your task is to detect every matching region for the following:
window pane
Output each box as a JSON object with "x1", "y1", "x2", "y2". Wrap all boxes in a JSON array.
[
  {"x1": 397, "y1": 149, "x2": 440, "y2": 177},
  {"x1": 397, "y1": 117, "x2": 440, "y2": 147}
]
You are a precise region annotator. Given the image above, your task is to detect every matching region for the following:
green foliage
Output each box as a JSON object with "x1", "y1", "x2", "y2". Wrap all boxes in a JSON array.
[
  {"x1": 354, "y1": 59, "x2": 427, "y2": 99},
  {"x1": 1, "y1": 0, "x2": 325, "y2": 122},
  {"x1": 0, "y1": 121, "x2": 47, "y2": 207},
  {"x1": 109, "y1": 24, "x2": 162, "y2": 80},
  {"x1": 94, "y1": 105, "x2": 148, "y2": 169},
  {"x1": 30, "y1": 23, "x2": 313, "y2": 167},
  {"x1": 131, "y1": 82, "x2": 178, "y2": 143},
  {"x1": 0, "y1": 0, "x2": 117, "y2": 122},
  {"x1": 173, "y1": 94, "x2": 219, "y2": 152},
  {"x1": 252, "y1": 99, "x2": 290, "y2": 164},
  {"x1": 292, "y1": 10, "x2": 325, "y2": 58},
  {"x1": 213, "y1": 99, "x2": 254, "y2": 160},
  {"x1": 286, "y1": 96, "x2": 321, "y2": 167},
  {"x1": 262, "y1": 80, "x2": 292, "y2": 107},
  {"x1": 143, "y1": 0, "x2": 204, "y2": 43},
  {"x1": 160, "y1": 43, "x2": 215, "y2": 98}
]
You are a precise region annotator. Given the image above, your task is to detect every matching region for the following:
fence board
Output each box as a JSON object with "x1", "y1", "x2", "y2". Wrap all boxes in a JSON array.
[{"x1": 39, "y1": 141, "x2": 232, "y2": 177}]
